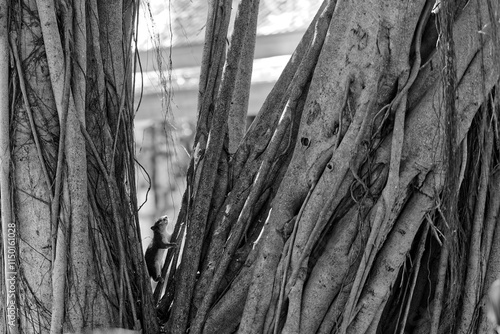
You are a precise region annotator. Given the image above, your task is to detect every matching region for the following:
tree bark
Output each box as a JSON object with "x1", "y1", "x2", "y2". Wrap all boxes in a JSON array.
[
  {"x1": 2, "y1": 0, "x2": 157, "y2": 333},
  {"x1": 163, "y1": 0, "x2": 500, "y2": 333}
]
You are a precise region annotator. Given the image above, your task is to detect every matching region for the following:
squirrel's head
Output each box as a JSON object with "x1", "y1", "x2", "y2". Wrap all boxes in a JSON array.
[{"x1": 152, "y1": 215, "x2": 169, "y2": 232}]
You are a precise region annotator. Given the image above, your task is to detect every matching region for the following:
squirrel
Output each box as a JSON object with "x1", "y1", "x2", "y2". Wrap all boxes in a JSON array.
[{"x1": 144, "y1": 215, "x2": 176, "y2": 282}]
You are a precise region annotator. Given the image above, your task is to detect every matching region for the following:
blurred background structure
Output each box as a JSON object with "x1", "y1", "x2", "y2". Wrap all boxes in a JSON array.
[{"x1": 134, "y1": 0, "x2": 322, "y2": 249}]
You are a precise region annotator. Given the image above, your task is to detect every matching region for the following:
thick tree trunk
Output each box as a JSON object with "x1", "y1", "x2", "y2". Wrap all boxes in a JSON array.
[
  {"x1": 1, "y1": 0, "x2": 156, "y2": 333},
  {"x1": 165, "y1": 0, "x2": 500, "y2": 333}
]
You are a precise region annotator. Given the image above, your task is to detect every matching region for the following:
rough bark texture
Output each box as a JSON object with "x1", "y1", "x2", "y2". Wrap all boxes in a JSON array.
[
  {"x1": 3, "y1": 0, "x2": 157, "y2": 333},
  {"x1": 3, "y1": 0, "x2": 499, "y2": 333},
  {"x1": 162, "y1": 0, "x2": 500, "y2": 333}
]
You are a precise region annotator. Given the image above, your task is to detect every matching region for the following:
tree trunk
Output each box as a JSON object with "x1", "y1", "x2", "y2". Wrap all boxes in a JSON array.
[
  {"x1": 1, "y1": 0, "x2": 156, "y2": 333},
  {"x1": 165, "y1": 0, "x2": 500, "y2": 333}
]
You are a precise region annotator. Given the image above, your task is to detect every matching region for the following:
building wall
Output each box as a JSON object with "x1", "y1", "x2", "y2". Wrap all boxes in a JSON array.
[{"x1": 134, "y1": 31, "x2": 305, "y2": 121}]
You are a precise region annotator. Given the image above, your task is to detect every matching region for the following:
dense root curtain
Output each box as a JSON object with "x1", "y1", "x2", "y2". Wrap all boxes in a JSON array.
[
  {"x1": 161, "y1": 0, "x2": 500, "y2": 334},
  {"x1": 3, "y1": 0, "x2": 157, "y2": 333}
]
